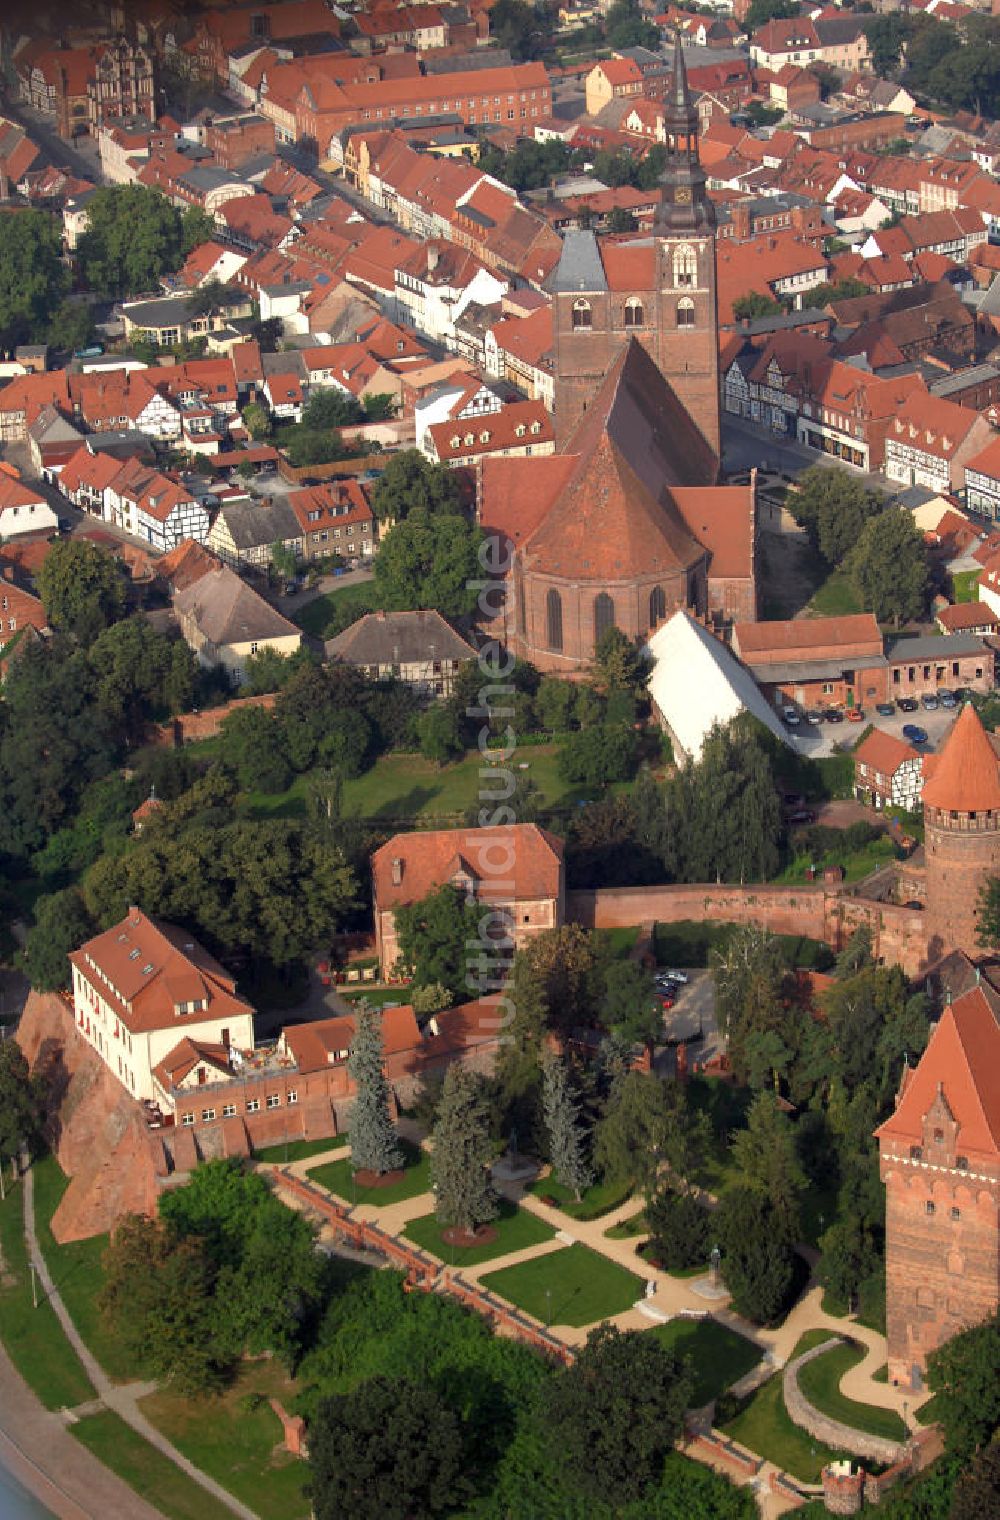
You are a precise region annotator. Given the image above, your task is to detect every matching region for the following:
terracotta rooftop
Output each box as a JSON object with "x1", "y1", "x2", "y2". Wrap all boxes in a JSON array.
[
  {"x1": 937, "y1": 601, "x2": 1000, "y2": 633},
  {"x1": 921, "y1": 703, "x2": 1000, "y2": 813},
  {"x1": 854, "y1": 727, "x2": 921, "y2": 775},
  {"x1": 281, "y1": 1004, "x2": 420, "y2": 1074},
  {"x1": 373, "y1": 824, "x2": 563, "y2": 910},
  {"x1": 69, "y1": 908, "x2": 253, "y2": 1036},
  {"x1": 734, "y1": 613, "x2": 882, "y2": 660},
  {"x1": 875, "y1": 983, "x2": 1000, "y2": 1157}
]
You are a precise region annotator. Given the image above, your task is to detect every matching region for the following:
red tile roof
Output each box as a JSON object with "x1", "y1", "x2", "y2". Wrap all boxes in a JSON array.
[
  {"x1": 854, "y1": 727, "x2": 920, "y2": 775},
  {"x1": 936, "y1": 601, "x2": 1000, "y2": 633},
  {"x1": 70, "y1": 909, "x2": 253, "y2": 1036},
  {"x1": 875, "y1": 984, "x2": 1000, "y2": 1157},
  {"x1": 281, "y1": 1004, "x2": 420, "y2": 1074},
  {"x1": 921, "y1": 703, "x2": 1000, "y2": 812},
  {"x1": 734, "y1": 613, "x2": 882, "y2": 660},
  {"x1": 373, "y1": 823, "x2": 563, "y2": 910}
]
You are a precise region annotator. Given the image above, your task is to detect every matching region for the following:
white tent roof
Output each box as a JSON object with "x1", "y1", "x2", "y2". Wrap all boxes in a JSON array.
[{"x1": 644, "y1": 609, "x2": 791, "y2": 762}]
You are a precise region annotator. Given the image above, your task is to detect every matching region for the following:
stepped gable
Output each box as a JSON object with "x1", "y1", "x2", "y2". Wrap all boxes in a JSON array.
[
  {"x1": 522, "y1": 340, "x2": 711, "y2": 580},
  {"x1": 875, "y1": 984, "x2": 1000, "y2": 1157},
  {"x1": 921, "y1": 703, "x2": 1000, "y2": 812}
]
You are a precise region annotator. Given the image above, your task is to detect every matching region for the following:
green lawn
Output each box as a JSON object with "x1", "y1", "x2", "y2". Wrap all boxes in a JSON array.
[
  {"x1": 71, "y1": 1411, "x2": 235, "y2": 1520},
  {"x1": 797, "y1": 1341, "x2": 906, "y2": 1443},
  {"x1": 914, "y1": 1392, "x2": 942, "y2": 1426},
  {"x1": 722, "y1": 1355, "x2": 844, "y2": 1482},
  {"x1": 653, "y1": 1317, "x2": 762, "y2": 1407},
  {"x1": 253, "y1": 1134, "x2": 348, "y2": 1164},
  {"x1": 780, "y1": 834, "x2": 896, "y2": 886},
  {"x1": 951, "y1": 569, "x2": 980, "y2": 604},
  {"x1": 240, "y1": 742, "x2": 588, "y2": 827},
  {"x1": 402, "y1": 1197, "x2": 556, "y2": 1266},
  {"x1": 32, "y1": 1154, "x2": 139, "y2": 1382},
  {"x1": 481, "y1": 1242, "x2": 642, "y2": 1327},
  {"x1": 0, "y1": 1176, "x2": 95, "y2": 1410},
  {"x1": 140, "y1": 1361, "x2": 309, "y2": 1519},
  {"x1": 307, "y1": 1138, "x2": 431, "y2": 1207},
  {"x1": 291, "y1": 580, "x2": 379, "y2": 638},
  {"x1": 808, "y1": 569, "x2": 862, "y2": 619},
  {"x1": 528, "y1": 1173, "x2": 633, "y2": 1220}
]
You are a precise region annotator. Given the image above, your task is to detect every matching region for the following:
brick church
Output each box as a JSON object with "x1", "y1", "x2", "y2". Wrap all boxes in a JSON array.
[
  {"x1": 477, "y1": 40, "x2": 757, "y2": 672},
  {"x1": 877, "y1": 703, "x2": 1000, "y2": 1389}
]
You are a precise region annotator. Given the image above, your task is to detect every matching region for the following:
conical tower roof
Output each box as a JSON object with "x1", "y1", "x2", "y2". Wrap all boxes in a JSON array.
[
  {"x1": 922, "y1": 703, "x2": 1000, "y2": 812},
  {"x1": 666, "y1": 32, "x2": 696, "y2": 123}
]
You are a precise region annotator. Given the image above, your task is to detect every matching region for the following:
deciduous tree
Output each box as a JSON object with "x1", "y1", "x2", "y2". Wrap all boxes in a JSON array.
[
  {"x1": 848, "y1": 506, "x2": 929, "y2": 626},
  {"x1": 21, "y1": 888, "x2": 95, "y2": 992},
  {"x1": 925, "y1": 1309, "x2": 1000, "y2": 1457},
  {"x1": 0, "y1": 1042, "x2": 45, "y2": 1160},
  {"x1": 370, "y1": 449, "x2": 462, "y2": 522},
  {"x1": 37, "y1": 539, "x2": 126, "y2": 646},
  {"x1": 374, "y1": 508, "x2": 483, "y2": 619},
  {"x1": 394, "y1": 884, "x2": 479, "y2": 998}
]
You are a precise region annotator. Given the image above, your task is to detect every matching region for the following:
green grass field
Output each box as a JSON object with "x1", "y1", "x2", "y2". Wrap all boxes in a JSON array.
[
  {"x1": 527, "y1": 1174, "x2": 633, "y2": 1220},
  {"x1": 71, "y1": 1411, "x2": 236, "y2": 1520},
  {"x1": 140, "y1": 1361, "x2": 309, "y2": 1518},
  {"x1": 481, "y1": 1242, "x2": 642, "y2": 1327},
  {"x1": 808, "y1": 570, "x2": 863, "y2": 619},
  {"x1": 605, "y1": 1210, "x2": 648, "y2": 1240},
  {"x1": 780, "y1": 833, "x2": 896, "y2": 885},
  {"x1": 307, "y1": 1138, "x2": 431, "y2": 1206},
  {"x1": 653, "y1": 1317, "x2": 762, "y2": 1407},
  {"x1": 797, "y1": 1341, "x2": 907, "y2": 1442},
  {"x1": 402, "y1": 1198, "x2": 556, "y2": 1266},
  {"x1": 0, "y1": 1175, "x2": 95, "y2": 1410},
  {"x1": 722, "y1": 1333, "x2": 846, "y2": 1482},
  {"x1": 291, "y1": 580, "x2": 379, "y2": 638},
  {"x1": 951, "y1": 569, "x2": 980, "y2": 604},
  {"x1": 253, "y1": 1135, "x2": 348, "y2": 1164},
  {"x1": 32, "y1": 1155, "x2": 139, "y2": 1382}
]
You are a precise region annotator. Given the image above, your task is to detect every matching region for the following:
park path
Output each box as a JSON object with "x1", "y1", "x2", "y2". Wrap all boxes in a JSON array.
[{"x1": 22, "y1": 1165, "x2": 260, "y2": 1520}]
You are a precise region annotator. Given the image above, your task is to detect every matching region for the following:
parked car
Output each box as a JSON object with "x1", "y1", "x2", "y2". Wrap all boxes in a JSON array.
[
  {"x1": 806, "y1": 709, "x2": 823, "y2": 725},
  {"x1": 939, "y1": 690, "x2": 957, "y2": 708},
  {"x1": 953, "y1": 687, "x2": 971, "y2": 703},
  {"x1": 58, "y1": 517, "x2": 73, "y2": 533},
  {"x1": 876, "y1": 702, "x2": 895, "y2": 717},
  {"x1": 921, "y1": 693, "x2": 938, "y2": 710},
  {"x1": 824, "y1": 708, "x2": 844, "y2": 723},
  {"x1": 788, "y1": 808, "x2": 817, "y2": 825},
  {"x1": 662, "y1": 970, "x2": 689, "y2": 984},
  {"x1": 902, "y1": 724, "x2": 928, "y2": 744},
  {"x1": 846, "y1": 707, "x2": 864, "y2": 722},
  {"x1": 658, "y1": 992, "x2": 675, "y2": 1011},
  {"x1": 898, "y1": 697, "x2": 918, "y2": 713},
  {"x1": 782, "y1": 706, "x2": 800, "y2": 726}
]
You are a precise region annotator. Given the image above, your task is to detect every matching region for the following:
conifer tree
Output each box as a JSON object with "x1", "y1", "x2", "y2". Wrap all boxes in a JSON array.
[
  {"x1": 347, "y1": 1004, "x2": 403, "y2": 1175},
  {"x1": 431, "y1": 1068, "x2": 498, "y2": 1234},
  {"x1": 541, "y1": 1050, "x2": 592, "y2": 1201}
]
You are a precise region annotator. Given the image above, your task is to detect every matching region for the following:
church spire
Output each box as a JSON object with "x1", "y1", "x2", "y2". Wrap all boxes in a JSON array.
[{"x1": 654, "y1": 34, "x2": 715, "y2": 234}]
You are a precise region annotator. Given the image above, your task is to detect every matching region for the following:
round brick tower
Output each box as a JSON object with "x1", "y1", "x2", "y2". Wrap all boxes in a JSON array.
[{"x1": 923, "y1": 703, "x2": 1000, "y2": 961}]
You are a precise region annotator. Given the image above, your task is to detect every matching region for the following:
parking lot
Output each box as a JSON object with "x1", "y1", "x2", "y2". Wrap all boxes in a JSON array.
[
  {"x1": 654, "y1": 970, "x2": 721, "y2": 1066},
  {"x1": 787, "y1": 697, "x2": 962, "y2": 759}
]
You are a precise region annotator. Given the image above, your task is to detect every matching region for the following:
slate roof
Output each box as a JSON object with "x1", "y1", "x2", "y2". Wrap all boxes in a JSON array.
[
  {"x1": 214, "y1": 497, "x2": 302, "y2": 551},
  {"x1": 326, "y1": 609, "x2": 474, "y2": 666},
  {"x1": 173, "y1": 566, "x2": 301, "y2": 647}
]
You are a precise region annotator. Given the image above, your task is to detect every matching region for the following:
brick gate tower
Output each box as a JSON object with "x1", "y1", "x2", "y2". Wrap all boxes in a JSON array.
[
  {"x1": 922, "y1": 703, "x2": 1000, "y2": 962},
  {"x1": 549, "y1": 37, "x2": 721, "y2": 458},
  {"x1": 875, "y1": 982, "x2": 1000, "y2": 1390}
]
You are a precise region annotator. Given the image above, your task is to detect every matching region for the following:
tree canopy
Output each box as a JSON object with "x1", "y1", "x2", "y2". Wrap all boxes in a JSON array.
[
  {"x1": 374, "y1": 508, "x2": 483, "y2": 619},
  {"x1": 371, "y1": 450, "x2": 463, "y2": 523},
  {"x1": 848, "y1": 506, "x2": 929, "y2": 626},
  {"x1": 0, "y1": 208, "x2": 70, "y2": 349},
  {"x1": 37, "y1": 539, "x2": 127, "y2": 646},
  {"x1": 792, "y1": 465, "x2": 886, "y2": 568},
  {"x1": 77, "y1": 185, "x2": 207, "y2": 298}
]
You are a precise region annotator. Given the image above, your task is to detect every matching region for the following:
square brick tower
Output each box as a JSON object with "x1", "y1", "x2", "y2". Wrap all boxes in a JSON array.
[
  {"x1": 550, "y1": 37, "x2": 721, "y2": 459},
  {"x1": 922, "y1": 703, "x2": 1000, "y2": 963},
  {"x1": 875, "y1": 982, "x2": 1000, "y2": 1390}
]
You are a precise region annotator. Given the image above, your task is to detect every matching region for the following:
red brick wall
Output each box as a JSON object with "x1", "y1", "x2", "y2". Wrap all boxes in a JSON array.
[
  {"x1": 152, "y1": 692, "x2": 277, "y2": 747},
  {"x1": 514, "y1": 561, "x2": 700, "y2": 672},
  {"x1": 567, "y1": 883, "x2": 928, "y2": 975}
]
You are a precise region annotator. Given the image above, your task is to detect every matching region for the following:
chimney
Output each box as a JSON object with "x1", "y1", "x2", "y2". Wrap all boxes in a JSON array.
[
  {"x1": 391, "y1": 857, "x2": 403, "y2": 886},
  {"x1": 128, "y1": 904, "x2": 141, "y2": 925},
  {"x1": 2, "y1": 565, "x2": 13, "y2": 582}
]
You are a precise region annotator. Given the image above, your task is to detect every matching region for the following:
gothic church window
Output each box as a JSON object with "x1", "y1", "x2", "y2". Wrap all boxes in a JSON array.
[
  {"x1": 572, "y1": 299, "x2": 592, "y2": 330},
  {"x1": 594, "y1": 592, "x2": 615, "y2": 644},
  {"x1": 649, "y1": 585, "x2": 666, "y2": 626},
  {"x1": 677, "y1": 298, "x2": 695, "y2": 328},
  {"x1": 673, "y1": 244, "x2": 697, "y2": 287},
  {"x1": 624, "y1": 297, "x2": 644, "y2": 328},
  {"x1": 546, "y1": 588, "x2": 563, "y2": 651}
]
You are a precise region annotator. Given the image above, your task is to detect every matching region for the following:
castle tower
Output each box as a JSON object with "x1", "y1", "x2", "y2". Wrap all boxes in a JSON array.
[
  {"x1": 875, "y1": 984, "x2": 1000, "y2": 1390},
  {"x1": 550, "y1": 38, "x2": 721, "y2": 458},
  {"x1": 922, "y1": 703, "x2": 1000, "y2": 962}
]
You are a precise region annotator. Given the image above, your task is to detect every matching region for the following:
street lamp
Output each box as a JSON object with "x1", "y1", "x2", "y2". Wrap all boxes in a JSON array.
[{"x1": 545, "y1": 1287, "x2": 552, "y2": 1327}]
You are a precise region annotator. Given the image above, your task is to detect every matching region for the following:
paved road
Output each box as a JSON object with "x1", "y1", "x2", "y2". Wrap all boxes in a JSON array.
[
  {"x1": 788, "y1": 700, "x2": 960, "y2": 761},
  {"x1": 22, "y1": 1167, "x2": 258, "y2": 1520},
  {"x1": 722, "y1": 414, "x2": 895, "y2": 499}
]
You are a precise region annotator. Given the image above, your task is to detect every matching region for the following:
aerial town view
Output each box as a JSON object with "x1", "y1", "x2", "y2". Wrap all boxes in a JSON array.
[{"x1": 3, "y1": 0, "x2": 1000, "y2": 1516}]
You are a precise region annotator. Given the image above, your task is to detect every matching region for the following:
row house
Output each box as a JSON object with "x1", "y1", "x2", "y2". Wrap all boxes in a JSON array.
[
  {"x1": 750, "y1": 16, "x2": 871, "y2": 72},
  {"x1": 110, "y1": 466, "x2": 210, "y2": 553},
  {"x1": 918, "y1": 158, "x2": 984, "y2": 216},
  {"x1": 16, "y1": 42, "x2": 96, "y2": 140},
  {"x1": 425, "y1": 398, "x2": 555, "y2": 469},
  {"x1": 206, "y1": 496, "x2": 303, "y2": 569},
  {"x1": 584, "y1": 58, "x2": 645, "y2": 117},
  {"x1": 0, "y1": 372, "x2": 71, "y2": 443},
  {"x1": 27, "y1": 406, "x2": 85, "y2": 483},
  {"x1": 0, "y1": 573, "x2": 48, "y2": 641},
  {"x1": 965, "y1": 433, "x2": 1000, "y2": 520},
  {"x1": 484, "y1": 306, "x2": 554, "y2": 410},
  {"x1": 853, "y1": 729, "x2": 924, "y2": 812},
  {"x1": 287, "y1": 480, "x2": 376, "y2": 562},
  {"x1": 884, "y1": 391, "x2": 994, "y2": 496},
  {"x1": 0, "y1": 472, "x2": 58, "y2": 539},
  {"x1": 415, "y1": 373, "x2": 503, "y2": 453},
  {"x1": 70, "y1": 370, "x2": 181, "y2": 442},
  {"x1": 715, "y1": 234, "x2": 829, "y2": 324},
  {"x1": 393, "y1": 241, "x2": 508, "y2": 350},
  {"x1": 97, "y1": 121, "x2": 154, "y2": 185}
]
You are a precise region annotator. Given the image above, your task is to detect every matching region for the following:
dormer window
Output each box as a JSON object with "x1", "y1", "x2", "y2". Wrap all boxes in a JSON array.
[
  {"x1": 450, "y1": 434, "x2": 461, "y2": 448},
  {"x1": 530, "y1": 420, "x2": 541, "y2": 434},
  {"x1": 479, "y1": 430, "x2": 491, "y2": 444},
  {"x1": 128, "y1": 949, "x2": 140, "y2": 961},
  {"x1": 515, "y1": 424, "x2": 526, "y2": 437}
]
